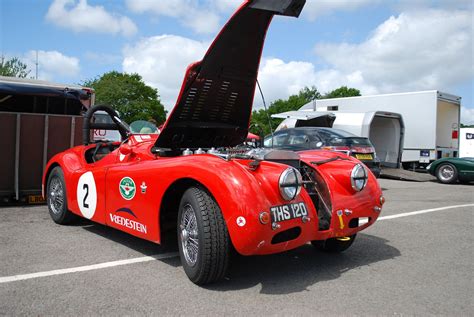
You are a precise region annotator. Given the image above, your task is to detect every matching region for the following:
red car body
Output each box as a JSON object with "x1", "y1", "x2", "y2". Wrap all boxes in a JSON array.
[{"x1": 43, "y1": 0, "x2": 384, "y2": 283}]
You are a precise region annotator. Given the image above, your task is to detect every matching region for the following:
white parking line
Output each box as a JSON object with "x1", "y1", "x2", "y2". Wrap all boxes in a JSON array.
[
  {"x1": 377, "y1": 204, "x2": 474, "y2": 221},
  {"x1": 1, "y1": 203, "x2": 473, "y2": 284},
  {"x1": 0, "y1": 252, "x2": 178, "y2": 284}
]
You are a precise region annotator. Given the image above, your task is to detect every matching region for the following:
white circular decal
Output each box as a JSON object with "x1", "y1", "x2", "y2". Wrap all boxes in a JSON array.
[
  {"x1": 77, "y1": 171, "x2": 97, "y2": 219},
  {"x1": 236, "y1": 216, "x2": 246, "y2": 227}
]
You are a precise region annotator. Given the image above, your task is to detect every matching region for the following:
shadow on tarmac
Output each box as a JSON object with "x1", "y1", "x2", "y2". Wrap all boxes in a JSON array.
[
  {"x1": 78, "y1": 220, "x2": 399, "y2": 294},
  {"x1": 207, "y1": 233, "x2": 400, "y2": 294}
]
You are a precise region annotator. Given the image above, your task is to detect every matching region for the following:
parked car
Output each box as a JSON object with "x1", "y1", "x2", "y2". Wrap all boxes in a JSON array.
[
  {"x1": 264, "y1": 127, "x2": 381, "y2": 177},
  {"x1": 427, "y1": 157, "x2": 474, "y2": 184},
  {"x1": 42, "y1": 0, "x2": 385, "y2": 285}
]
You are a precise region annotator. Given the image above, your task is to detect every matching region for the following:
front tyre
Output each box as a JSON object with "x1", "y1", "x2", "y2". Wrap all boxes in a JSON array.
[
  {"x1": 312, "y1": 234, "x2": 356, "y2": 253},
  {"x1": 436, "y1": 163, "x2": 458, "y2": 184},
  {"x1": 47, "y1": 167, "x2": 76, "y2": 224},
  {"x1": 177, "y1": 187, "x2": 230, "y2": 285}
]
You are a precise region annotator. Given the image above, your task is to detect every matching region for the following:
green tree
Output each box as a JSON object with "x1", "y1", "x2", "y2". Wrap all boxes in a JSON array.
[
  {"x1": 0, "y1": 57, "x2": 31, "y2": 78},
  {"x1": 250, "y1": 86, "x2": 321, "y2": 136},
  {"x1": 324, "y1": 86, "x2": 361, "y2": 99},
  {"x1": 83, "y1": 71, "x2": 166, "y2": 125}
]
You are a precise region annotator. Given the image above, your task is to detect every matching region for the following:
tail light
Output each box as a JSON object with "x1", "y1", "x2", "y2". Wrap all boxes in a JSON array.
[
  {"x1": 321, "y1": 146, "x2": 350, "y2": 153},
  {"x1": 351, "y1": 146, "x2": 375, "y2": 154}
]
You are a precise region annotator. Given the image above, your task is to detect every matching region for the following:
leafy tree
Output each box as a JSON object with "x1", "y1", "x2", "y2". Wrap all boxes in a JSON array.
[
  {"x1": 250, "y1": 86, "x2": 321, "y2": 136},
  {"x1": 83, "y1": 71, "x2": 166, "y2": 125},
  {"x1": 0, "y1": 57, "x2": 31, "y2": 78},
  {"x1": 323, "y1": 86, "x2": 361, "y2": 99}
]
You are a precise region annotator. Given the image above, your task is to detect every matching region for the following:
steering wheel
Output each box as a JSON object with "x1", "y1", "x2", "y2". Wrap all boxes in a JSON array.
[{"x1": 83, "y1": 105, "x2": 130, "y2": 145}]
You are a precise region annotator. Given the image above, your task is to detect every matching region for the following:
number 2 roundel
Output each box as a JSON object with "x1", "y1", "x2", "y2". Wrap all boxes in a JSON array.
[{"x1": 77, "y1": 171, "x2": 97, "y2": 219}]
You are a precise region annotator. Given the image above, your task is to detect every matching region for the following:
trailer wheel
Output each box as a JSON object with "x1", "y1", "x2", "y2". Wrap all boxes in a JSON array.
[
  {"x1": 436, "y1": 163, "x2": 458, "y2": 184},
  {"x1": 47, "y1": 167, "x2": 76, "y2": 224},
  {"x1": 177, "y1": 187, "x2": 230, "y2": 285},
  {"x1": 312, "y1": 234, "x2": 356, "y2": 253}
]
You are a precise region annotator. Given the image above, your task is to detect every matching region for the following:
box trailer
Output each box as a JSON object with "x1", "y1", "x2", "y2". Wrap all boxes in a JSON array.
[
  {"x1": 275, "y1": 90, "x2": 460, "y2": 170},
  {"x1": 459, "y1": 128, "x2": 474, "y2": 158},
  {"x1": 273, "y1": 110, "x2": 404, "y2": 168},
  {"x1": 0, "y1": 76, "x2": 94, "y2": 203}
]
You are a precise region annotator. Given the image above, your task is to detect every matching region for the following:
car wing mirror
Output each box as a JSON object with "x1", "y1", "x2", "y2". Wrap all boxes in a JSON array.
[
  {"x1": 119, "y1": 143, "x2": 133, "y2": 155},
  {"x1": 316, "y1": 141, "x2": 323, "y2": 148}
]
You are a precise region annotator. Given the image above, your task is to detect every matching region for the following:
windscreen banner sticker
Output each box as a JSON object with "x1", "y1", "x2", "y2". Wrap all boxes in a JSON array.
[
  {"x1": 467, "y1": 133, "x2": 473, "y2": 140},
  {"x1": 77, "y1": 171, "x2": 97, "y2": 219},
  {"x1": 119, "y1": 177, "x2": 136, "y2": 200},
  {"x1": 109, "y1": 208, "x2": 147, "y2": 234}
]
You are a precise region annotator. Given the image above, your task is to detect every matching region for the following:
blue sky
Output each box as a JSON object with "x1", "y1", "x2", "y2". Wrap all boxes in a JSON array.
[{"x1": 1, "y1": 0, "x2": 473, "y2": 123}]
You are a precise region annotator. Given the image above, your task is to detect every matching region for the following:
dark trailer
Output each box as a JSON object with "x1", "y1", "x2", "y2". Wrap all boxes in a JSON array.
[{"x1": 0, "y1": 76, "x2": 94, "y2": 203}]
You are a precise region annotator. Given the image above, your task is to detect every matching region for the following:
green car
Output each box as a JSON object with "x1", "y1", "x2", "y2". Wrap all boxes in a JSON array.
[{"x1": 427, "y1": 157, "x2": 474, "y2": 184}]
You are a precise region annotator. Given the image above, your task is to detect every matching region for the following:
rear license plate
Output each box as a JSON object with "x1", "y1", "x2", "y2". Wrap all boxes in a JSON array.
[
  {"x1": 270, "y1": 202, "x2": 308, "y2": 223},
  {"x1": 28, "y1": 195, "x2": 45, "y2": 204},
  {"x1": 355, "y1": 154, "x2": 373, "y2": 160}
]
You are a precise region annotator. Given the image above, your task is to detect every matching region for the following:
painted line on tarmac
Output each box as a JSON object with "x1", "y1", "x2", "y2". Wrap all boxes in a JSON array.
[
  {"x1": 1, "y1": 204, "x2": 473, "y2": 284},
  {"x1": 358, "y1": 203, "x2": 474, "y2": 225},
  {"x1": 377, "y1": 204, "x2": 474, "y2": 221},
  {"x1": 0, "y1": 252, "x2": 178, "y2": 284}
]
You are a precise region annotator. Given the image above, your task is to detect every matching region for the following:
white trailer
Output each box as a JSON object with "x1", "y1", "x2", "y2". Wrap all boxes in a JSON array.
[
  {"x1": 459, "y1": 128, "x2": 474, "y2": 158},
  {"x1": 275, "y1": 90, "x2": 461, "y2": 169}
]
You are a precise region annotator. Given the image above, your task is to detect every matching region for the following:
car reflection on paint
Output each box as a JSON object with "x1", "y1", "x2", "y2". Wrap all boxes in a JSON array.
[{"x1": 264, "y1": 127, "x2": 381, "y2": 177}]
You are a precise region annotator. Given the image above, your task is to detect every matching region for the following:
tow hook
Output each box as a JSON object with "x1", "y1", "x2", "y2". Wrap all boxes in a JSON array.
[{"x1": 336, "y1": 237, "x2": 351, "y2": 242}]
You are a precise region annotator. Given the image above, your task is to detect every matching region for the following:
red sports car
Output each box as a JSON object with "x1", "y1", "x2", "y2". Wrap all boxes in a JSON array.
[{"x1": 43, "y1": 0, "x2": 384, "y2": 285}]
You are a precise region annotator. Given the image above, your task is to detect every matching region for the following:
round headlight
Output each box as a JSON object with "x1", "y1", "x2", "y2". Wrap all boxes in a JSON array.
[
  {"x1": 351, "y1": 164, "x2": 368, "y2": 192},
  {"x1": 279, "y1": 167, "x2": 303, "y2": 201}
]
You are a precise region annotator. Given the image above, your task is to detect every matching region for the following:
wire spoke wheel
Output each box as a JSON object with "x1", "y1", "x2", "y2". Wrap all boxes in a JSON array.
[
  {"x1": 180, "y1": 204, "x2": 199, "y2": 267},
  {"x1": 46, "y1": 167, "x2": 76, "y2": 224},
  {"x1": 177, "y1": 187, "x2": 230, "y2": 284},
  {"x1": 436, "y1": 163, "x2": 458, "y2": 184},
  {"x1": 49, "y1": 177, "x2": 64, "y2": 215},
  {"x1": 439, "y1": 165, "x2": 454, "y2": 181}
]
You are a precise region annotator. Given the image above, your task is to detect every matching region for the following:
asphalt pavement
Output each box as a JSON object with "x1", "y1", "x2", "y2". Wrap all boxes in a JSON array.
[{"x1": 1, "y1": 179, "x2": 473, "y2": 316}]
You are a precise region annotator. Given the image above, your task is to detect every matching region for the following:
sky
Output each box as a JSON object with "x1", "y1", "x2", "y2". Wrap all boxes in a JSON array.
[{"x1": 1, "y1": 0, "x2": 473, "y2": 124}]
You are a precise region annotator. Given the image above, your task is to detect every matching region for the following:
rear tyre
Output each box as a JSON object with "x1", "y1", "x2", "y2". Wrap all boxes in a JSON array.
[
  {"x1": 47, "y1": 167, "x2": 76, "y2": 224},
  {"x1": 177, "y1": 187, "x2": 230, "y2": 285},
  {"x1": 435, "y1": 163, "x2": 458, "y2": 184},
  {"x1": 312, "y1": 234, "x2": 356, "y2": 253}
]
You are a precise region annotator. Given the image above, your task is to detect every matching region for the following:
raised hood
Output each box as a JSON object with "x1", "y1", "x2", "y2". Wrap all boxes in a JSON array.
[{"x1": 155, "y1": 0, "x2": 306, "y2": 149}]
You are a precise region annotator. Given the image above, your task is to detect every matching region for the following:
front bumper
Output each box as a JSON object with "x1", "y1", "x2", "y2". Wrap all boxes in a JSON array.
[{"x1": 233, "y1": 193, "x2": 383, "y2": 256}]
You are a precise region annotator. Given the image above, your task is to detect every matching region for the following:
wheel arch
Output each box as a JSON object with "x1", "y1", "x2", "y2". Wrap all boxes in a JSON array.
[
  {"x1": 159, "y1": 177, "x2": 205, "y2": 246},
  {"x1": 42, "y1": 162, "x2": 62, "y2": 197}
]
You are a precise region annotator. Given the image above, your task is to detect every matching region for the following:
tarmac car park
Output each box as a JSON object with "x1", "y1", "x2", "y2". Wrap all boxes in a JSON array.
[{"x1": 1, "y1": 179, "x2": 472, "y2": 315}]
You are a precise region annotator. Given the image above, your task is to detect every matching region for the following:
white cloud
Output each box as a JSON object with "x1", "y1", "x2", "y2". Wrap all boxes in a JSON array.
[
  {"x1": 314, "y1": 9, "x2": 473, "y2": 95},
  {"x1": 23, "y1": 50, "x2": 80, "y2": 81},
  {"x1": 120, "y1": 7, "x2": 473, "y2": 113},
  {"x1": 256, "y1": 58, "x2": 317, "y2": 104},
  {"x1": 255, "y1": 58, "x2": 378, "y2": 107},
  {"x1": 123, "y1": 35, "x2": 208, "y2": 108},
  {"x1": 125, "y1": 0, "x2": 221, "y2": 34},
  {"x1": 461, "y1": 107, "x2": 474, "y2": 125},
  {"x1": 46, "y1": 0, "x2": 137, "y2": 37},
  {"x1": 213, "y1": 0, "x2": 242, "y2": 13},
  {"x1": 304, "y1": 0, "x2": 379, "y2": 20}
]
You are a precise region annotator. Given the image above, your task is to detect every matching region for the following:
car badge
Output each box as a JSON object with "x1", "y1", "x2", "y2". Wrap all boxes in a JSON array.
[
  {"x1": 141, "y1": 182, "x2": 147, "y2": 194},
  {"x1": 119, "y1": 177, "x2": 136, "y2": 200}
]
